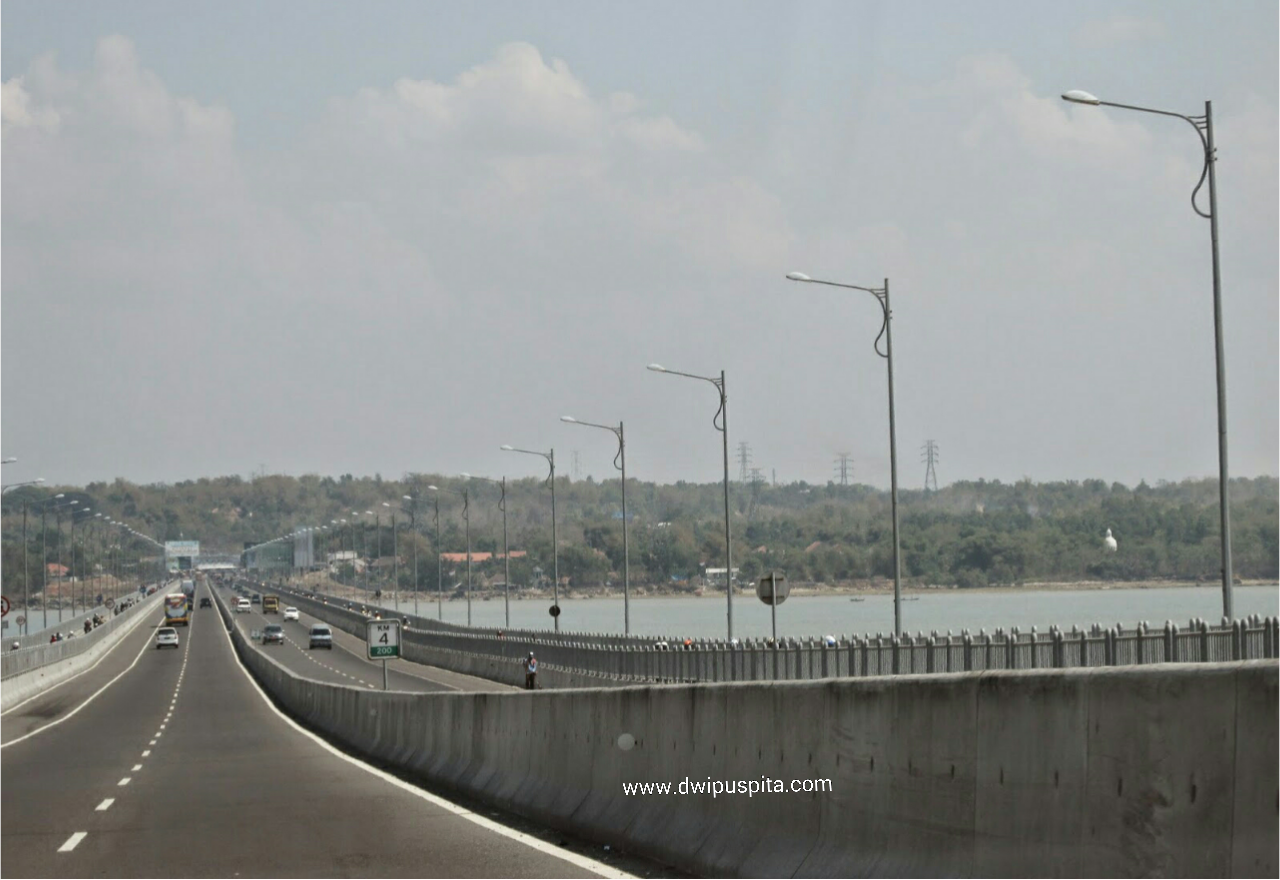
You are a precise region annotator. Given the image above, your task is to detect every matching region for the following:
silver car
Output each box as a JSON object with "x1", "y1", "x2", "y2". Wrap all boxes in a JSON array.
[
  {"x1": 308, "y1": 625, "x2": 333, "y2": 650},
  {"x1": 155, "y1": 627, "x2": 180, "y2": 650}
]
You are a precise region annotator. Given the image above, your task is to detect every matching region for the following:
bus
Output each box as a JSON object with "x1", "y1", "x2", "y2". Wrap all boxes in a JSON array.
[{"x1": 165, "y1": 593, "x2": 191, "y2": 627}]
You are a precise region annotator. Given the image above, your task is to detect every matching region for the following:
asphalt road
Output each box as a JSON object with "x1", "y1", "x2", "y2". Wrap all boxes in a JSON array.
[
  {"x1": 1, "y1": 583, "x2": 621, "y2": 878},
  {"x1": 220, "y1": 586, "x2": 515, "y2": 694}
]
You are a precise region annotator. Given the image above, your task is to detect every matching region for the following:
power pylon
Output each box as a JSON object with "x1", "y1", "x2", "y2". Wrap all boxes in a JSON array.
[
  {"x1": 737, "y1": 442, "x2": 752, "y2": 483},
  {"x1": 833, "y1": 453, "x2": 853, "y2": 486},
  {"x1": 921, "y1": 440, "x2": 940, "y2": 492},
  {"x1": 748, "y1": 467, "x2": 766, "y2": 519}
]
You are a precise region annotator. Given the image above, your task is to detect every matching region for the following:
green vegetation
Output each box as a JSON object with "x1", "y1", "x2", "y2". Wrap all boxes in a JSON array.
[{"x1": 2, "y1": 473, "x2": 1276, "y2": 599}]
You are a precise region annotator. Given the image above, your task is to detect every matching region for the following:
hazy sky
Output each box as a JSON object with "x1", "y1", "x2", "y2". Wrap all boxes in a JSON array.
[{"x1": 3, "y1": 0, "x2": 1276, "y2": 491}]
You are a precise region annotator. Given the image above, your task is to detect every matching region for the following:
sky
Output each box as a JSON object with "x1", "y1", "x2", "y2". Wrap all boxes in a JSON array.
[{"x1": 2, "y1": 0, "x2": 1276, "y2": 491}]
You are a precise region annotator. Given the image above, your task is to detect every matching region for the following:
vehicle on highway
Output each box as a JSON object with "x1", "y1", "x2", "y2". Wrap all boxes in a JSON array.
[
  {"x1": 164, "y1": 593, "x2": 191, "y2": 627},
  {"x1": 236, "y1": 598, "x2": 251, "y2": 613},
  {"x1": 156, "y1": 627, "x2": 180, "y2": 649},
  {"x1": 250, "y1": 594, "x2": 261, "y2": 605},
  {"x1": 262, "y1": 595, "x2": 280, "y2": 614},
  {"x1": 308, "y1": 625, "x2": 333, "y2": 649},
  {"x1": 283, "y1": 607, "x2": 299, "y2": 622},
  {"x1": 262, "y1": 624, "x2": 285, "y2": 645},
  {"x1": 199, "y1": 597, "x2": 212, "y2": 608}
]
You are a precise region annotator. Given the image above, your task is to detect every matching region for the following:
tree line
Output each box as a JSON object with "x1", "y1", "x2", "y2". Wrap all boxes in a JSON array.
[{"x1": 2, "y1": 472, "x2": 1275, "y2": 597}]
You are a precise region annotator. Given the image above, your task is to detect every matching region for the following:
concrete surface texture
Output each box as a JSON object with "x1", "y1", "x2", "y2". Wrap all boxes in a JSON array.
[{"x1": 228, "y1": 603, "x2": 1279, "y2": 878}]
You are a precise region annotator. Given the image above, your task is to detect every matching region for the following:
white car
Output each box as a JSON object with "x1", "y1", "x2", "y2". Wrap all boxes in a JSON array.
[
  {"x1": 155, "y1": 627, "x2": 180, "y2": 649},
  {"x1": 283, "y1": 607, "x2": 299, "y2": 622},
  {"x1": 236, "y1": 598, "x2": 251, "y2": 613}
]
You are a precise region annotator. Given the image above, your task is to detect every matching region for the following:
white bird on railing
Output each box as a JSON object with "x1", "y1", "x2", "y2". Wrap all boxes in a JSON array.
[{"x1": 1103, "y1": 528, "x2": 1118, "y2": 552}]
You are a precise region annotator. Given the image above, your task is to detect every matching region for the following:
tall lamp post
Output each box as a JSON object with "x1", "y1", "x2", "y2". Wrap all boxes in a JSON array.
[
  {"x1": 71, "y1": 507, "x2": 92, "y2": 616},
  {"x1": 401, "y1": 495, "x2": 419, "y2": 618},
  {"x1": 39, "y1": 495, "x2": 66, "y2": 626},
  {"x1": 501, "y1": 445, "x2": 559, "y2": 632},
  {"x1": 648, "y1": 364, "x2": 735, "y2": 641},
  {"x1": 428, "y1": 484, "x2": 471, "y2": 625},
  {"x1": 463, "y1": 473, "x2": 510, "y2": 628},
  {"x1": 1061, "y1": 89, "x2": 1235, "y2": 619},
  {"x1": 0, "y1": 478, "x2": 44, "y2": 629},
  {"x1": 426, "y1": 487, "x2": 443, "y2": 621},
  {"x1": 785, "y1": 272, "x2": 902, "y2": 637},
  {"x1": 381, "y1": 502, "x2": 399, "y2": 613},
  {"x1": 561, "y1": 416, "x2": 631, "y2": 634}
]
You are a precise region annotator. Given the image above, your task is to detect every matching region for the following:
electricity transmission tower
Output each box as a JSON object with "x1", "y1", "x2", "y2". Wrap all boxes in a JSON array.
[
  {"x1": 833, "y1": 453, "x2": 853, "y2": 486},
  {"x1": 572, "y1": 450, "x2": 582, "y2": 480},
  {"x1": 748, "y1": 467, "x2": 766, "y2": 519},
  {"x1": 736, "y1": 442, "x2": 753, "y2": 482},
  {"x1": 921, "y1": 440, "x2": 940, "y2": 492}
]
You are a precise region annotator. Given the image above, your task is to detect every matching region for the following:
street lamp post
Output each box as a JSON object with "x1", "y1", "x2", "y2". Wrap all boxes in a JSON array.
[
  {"x1": 427, "y1": 487, "x2": 443, "y2": 620},
  {"x1": 501, "y1": 445, "x2": 559, "y2": 632},
  {"x1": 402, "y1": 495, "x2": 418, "y2": 618},
  {"x1": 784, "y1": 273, "x2": 902, "y2": 637},
  {"x1": 648, "y1": 364, "x2": 735, "y2": 641},
  {"x1": 428, "y1": 485, "x2": 471, "y2": 625},
  {"x1": 464, "y1": 473, "x2": 510, "y2": 628},
  {"x1": 1061, "y1": 89, "x2": 1235, "y2": 619},
  {"x1": 562, "y1": 416, "x2": 631, "y2": 634},
  {"x1": 382, "y1": 503, "x2": 399, "y2": 614}
]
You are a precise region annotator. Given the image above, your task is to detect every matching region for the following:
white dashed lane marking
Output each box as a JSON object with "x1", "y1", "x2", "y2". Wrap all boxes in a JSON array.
[
  {"x1": 142, "y1": 750, "x2": 151, "y2": 757},
  {"x1": 118, "y1": 777, "x2": 131, "y2": 787},
  {"x1": 131, "y1": 764, "x2": 142, "y2": 772},
  {"x1": 95, "y1": 799, "x2": 114, "y2": 812},
  {"x1": 58, "y1": 832, "x2": 88, "y2": 852}
]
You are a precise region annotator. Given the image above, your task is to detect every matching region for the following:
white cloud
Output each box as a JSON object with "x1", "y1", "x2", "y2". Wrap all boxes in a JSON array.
[{"x1": 1, "y1": 76, "x2": 60, "y2": 132}]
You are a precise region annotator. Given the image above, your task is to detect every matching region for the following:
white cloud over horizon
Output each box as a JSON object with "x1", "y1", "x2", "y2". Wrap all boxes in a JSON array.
[{"x1": 3, "y1": 31, "x2": 1276, "y2": 491}]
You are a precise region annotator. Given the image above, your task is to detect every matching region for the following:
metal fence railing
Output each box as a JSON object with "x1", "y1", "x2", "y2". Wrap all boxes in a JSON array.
[{"x1": 257, "y1": 580, "x2": 1278, "y2": 686}]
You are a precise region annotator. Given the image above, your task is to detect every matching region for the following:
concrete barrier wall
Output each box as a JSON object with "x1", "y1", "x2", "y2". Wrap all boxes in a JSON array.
[
  {"x1": 0, "y1": 588, "x2": 170, "y2": 711},
  {"x1": 227, "y1": 608, "x2": 1278, "y2": 877}
]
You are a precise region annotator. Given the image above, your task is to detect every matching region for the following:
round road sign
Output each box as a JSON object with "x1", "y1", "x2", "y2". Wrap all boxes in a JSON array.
[
  {"x1": 0, "y1": 596, "x2": 10, "y2": 617},
  {"x1": 549, "y1": 604, "x2": 561, "y2": 618},
  {"x1": 16, "y1": 615, "x2": 26, "y2": 627}
]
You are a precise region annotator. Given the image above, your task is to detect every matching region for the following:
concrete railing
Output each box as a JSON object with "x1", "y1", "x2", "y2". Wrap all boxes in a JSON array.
[
  {"x1": 225, "y1": 608, "x2": 1279, "y2": 877},
  {"x1": 268, "y1": 582, "x2": 1280, "y2": 689}
]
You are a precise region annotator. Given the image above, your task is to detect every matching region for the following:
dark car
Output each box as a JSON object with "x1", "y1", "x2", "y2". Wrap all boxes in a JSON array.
[
  {"x1": 199, "y1": 597, "x2": 212, "y2": 608},
  {"x1": 262, "y1": 624, "x2": 285, "y2": 645},
  {"x1": 250, "y1": 594, "x2": 261, "y2": 605}
]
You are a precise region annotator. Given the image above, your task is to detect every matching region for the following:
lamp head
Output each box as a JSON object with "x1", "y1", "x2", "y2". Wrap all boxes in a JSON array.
[
  {"x1": 382, "y1": 502, "x2": 391, "y2": 507},
  {"x1": 402, "y1": 495, "x2": 412, "y2": 501},
  {"x1": 646, "y1": 363, "x2": 666, "y2": 372},
  {"x1": 785, "y1": 271, "x2": 812, "y2": 281},
  {"x1": 55, "y1": 493, "x2": 65, "y2": 499},
  {"x1": 500, "y1": 445, "x2": 514, "y2": 451},
  {"x1": 427, "y1": 485, "x2": 439, "y2": 492},
  {"x1": 34, "y1": 478, "x2": 45, "y2": 484},
  {"x1": 560, "y1": 416, "x2": 576, "y2": 423},
  {"x1": 1061, "y1": 89, "x2": 1100, "y2": 105}
]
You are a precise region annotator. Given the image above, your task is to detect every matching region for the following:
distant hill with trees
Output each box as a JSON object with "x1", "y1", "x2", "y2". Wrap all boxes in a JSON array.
[{"x1": 2, "y1": 473, "x2": 1275, "y2": 597}]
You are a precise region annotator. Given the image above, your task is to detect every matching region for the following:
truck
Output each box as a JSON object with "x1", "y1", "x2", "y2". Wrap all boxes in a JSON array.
[
  {"x1": 164, "y1": 593, "x2": 191, "y2": 627},
  {"x1": 181, "y1": 579, "x2": 196, "y2": 611},
  {"x1": 262, "y1": 595, "x2": 280, "y2": 615}
]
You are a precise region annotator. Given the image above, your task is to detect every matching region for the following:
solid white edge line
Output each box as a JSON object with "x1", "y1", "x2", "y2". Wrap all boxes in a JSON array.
[
  {"x1": 1, "y1": 591, "x2": 169, "y2": 717},
  {"x1": 57, "y1": 832, "x2": 88, "y2": 852},
  {"x1": 214, "y1": 590, "x2": 632, "y2": 880}
]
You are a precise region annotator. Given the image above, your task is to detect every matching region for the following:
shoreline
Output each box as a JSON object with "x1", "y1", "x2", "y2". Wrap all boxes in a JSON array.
[{"x1": 298, "y1": 576, "x2": 1277, "y2": 604}]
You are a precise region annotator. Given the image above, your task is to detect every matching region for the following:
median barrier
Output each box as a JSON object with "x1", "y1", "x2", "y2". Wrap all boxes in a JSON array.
[
  {"x1": 0, "y1": 587, "x2": 170, "y2": 712},
  {"x1": 224, "y1": 604, "x2": 1278, "y2": 878}
]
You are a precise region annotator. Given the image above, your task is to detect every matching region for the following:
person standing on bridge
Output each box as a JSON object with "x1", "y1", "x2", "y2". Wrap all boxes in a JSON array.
[{"x1": 523, "y1": 651, "x2": 538, "y2": 690}]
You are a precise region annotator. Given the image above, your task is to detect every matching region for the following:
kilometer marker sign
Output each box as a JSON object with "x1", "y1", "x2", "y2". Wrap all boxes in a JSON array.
[{"x1": 367, "y1": 619, "x2": 401, "y2": 660}]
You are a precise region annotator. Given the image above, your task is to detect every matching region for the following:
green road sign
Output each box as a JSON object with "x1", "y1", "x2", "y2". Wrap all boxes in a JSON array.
[{"x1": 367, "y1": 619, "x2": 401, "y2": 660}]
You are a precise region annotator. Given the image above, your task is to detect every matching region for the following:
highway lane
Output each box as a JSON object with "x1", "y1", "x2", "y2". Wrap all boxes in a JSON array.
[
  {"x1": 221, "y1": 585, "x2": 516, "y2": 694},
  {"x1": 3, "y1": 581, "x2": 619, "y2": 877},
  {"x1": 1, "y1": 593, "x2": 176, "y2": 744}
]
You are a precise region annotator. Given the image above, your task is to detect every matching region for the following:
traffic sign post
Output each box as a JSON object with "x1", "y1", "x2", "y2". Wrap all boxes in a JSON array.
[
  {"x1": 1, "y1": 596, "x2": 10, "y2": 618},
  {"x1": 367, "y1": 619, "x2": 401, "y2": 690},
  {"x1": 757, "y1": 572, "x2": 789, "y2": 643}
]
